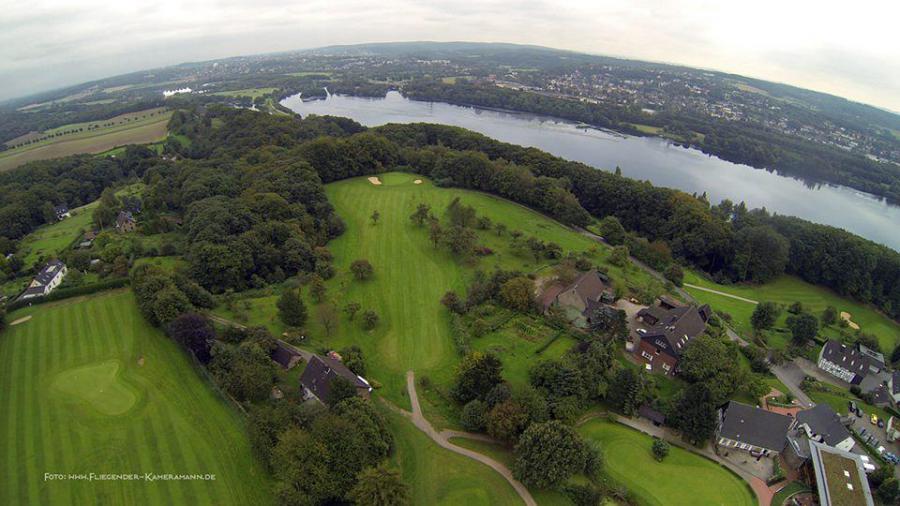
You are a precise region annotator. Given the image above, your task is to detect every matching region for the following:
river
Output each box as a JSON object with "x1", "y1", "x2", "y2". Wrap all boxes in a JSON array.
[{"x1": 281, "y1": 91, "x2": 900, "y2": 251}]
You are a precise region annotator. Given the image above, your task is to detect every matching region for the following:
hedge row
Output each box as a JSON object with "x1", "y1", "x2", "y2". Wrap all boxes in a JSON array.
[{"x1": 5, "y1": 278, "x2": 129, "y2": 311}]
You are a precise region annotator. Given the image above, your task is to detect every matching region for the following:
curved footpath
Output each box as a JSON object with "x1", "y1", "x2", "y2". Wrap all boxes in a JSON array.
[{"x1": 383, "y1": 371, "x2": 537, "y2": 506}]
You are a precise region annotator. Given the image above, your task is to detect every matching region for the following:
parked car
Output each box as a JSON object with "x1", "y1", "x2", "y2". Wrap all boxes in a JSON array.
[
  {"x1": 871, "y1": 413, "x2": 879, "y2": 425},
  {"x1": 849, "y1": 400, "x2": 857, "y2": 412},
  {"x1": 878, "y1": 419, "x2": 885, "y2": 428},
  {"x1": 856, "y1": 407, "x2": 863, "y2": 417}
]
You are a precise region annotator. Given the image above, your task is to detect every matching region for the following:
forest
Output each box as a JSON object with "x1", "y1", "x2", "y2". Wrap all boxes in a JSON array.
[{"x1": 1, "y1": 105, "x2": 898, "y2": 323}]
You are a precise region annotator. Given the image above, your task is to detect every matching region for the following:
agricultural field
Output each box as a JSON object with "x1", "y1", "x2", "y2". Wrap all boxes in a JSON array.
[
  {"x1": 578, "y1": 419, "x2": 755, "y2": 506},
  {"x1": 212, "y1": 172, "x2": 663, "y2": 413},
  {"x1": 683, "y1": 270, "x2": 900, "y2": 352},
  {"x1": 0, "y1": 290, "x2": 272, "y2": 505},
  {"x1": 382, "y1": 408, "x2": 523, "y2": 506},
  {"x1": 0, "y1": 109, "x2": 172, "y2": 172}
]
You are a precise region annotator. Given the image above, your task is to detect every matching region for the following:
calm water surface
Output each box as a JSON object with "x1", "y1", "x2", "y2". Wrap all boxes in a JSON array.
[{"x1": 282, "y1": 91, "x2": 900, "y2": 251}]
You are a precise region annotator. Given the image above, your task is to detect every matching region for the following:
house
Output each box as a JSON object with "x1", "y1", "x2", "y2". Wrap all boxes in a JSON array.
[
  {"x1": 716, "y1": 401, "x2": 794, "y2": 458},
  {"x1": 54, "y1": 204, "x2": 70, "y2": 221},
  {"x1": 115, "y1": 211, "x2": 137, "y2": 233},
  {"x1": 634, "y1": 303, "x2": 711, "y2": 375},
  {"x1": 78, "y1": 230, "x2": 97, "y2": 249},
  {"x1": 889, "y1": 371, "x2": 900, "y2": 405},
  {"x1": 817, "y1": 340, "x2": 885, "y2": 385},
  {"x1": 271, "y1": 340, "x2": 303, "y2": 369},
  {"x1": 299, "y1": 354, "x2": 372, "y2": 404},
  {"x1": 806, "y1": 440, "x2": 875, "y2": 506},
  {"x1": 19, "y1": 260, "x2": 67, "y2": 300},
  {"x1": 795, "y1": 404, "x2": 855, "y2": 452},
  {"x1": 543, "y1": 270, "x2": 615, "y2": 328}
]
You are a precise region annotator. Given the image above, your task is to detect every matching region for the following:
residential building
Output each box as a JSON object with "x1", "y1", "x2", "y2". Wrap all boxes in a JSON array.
[
  {"x1": 635, "y1": 302, "x2": 711, "y2": 375},
  {"x1": 299, "y1": 354, "x2": 372, "y2": 404},
  {"x1": 807, "y1": 440, "x2": 875, "y2": 506},
  {"x1": 20, "y1": 260, "x2": 67, "y2": 300},
  {"x1": 716, "y1": 401, "x2": 794, "y2": 458},
  {"x1": 817, "y1": 340, "x2": 885, "y2": 385},
  {"x1": 890, "y1": 371, "x2": 900, "y2": 405},
  {"x1": 271, "y1": 340, "x2": 303, "y2": 370},
  {"x1": 795, "y1": 404, "x2": 855, "y2": 452},
  {"x1": 542, "y1": 270, "x2": 614, "y2": 328},
  {"x1": 116, "y1": 211, "x2": 137, "y2": 233}
]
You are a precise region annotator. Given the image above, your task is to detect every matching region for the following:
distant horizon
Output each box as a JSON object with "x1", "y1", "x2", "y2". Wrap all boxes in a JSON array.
[{"x1": 4, "y1": 40, "x2": 899, "y2": 117}]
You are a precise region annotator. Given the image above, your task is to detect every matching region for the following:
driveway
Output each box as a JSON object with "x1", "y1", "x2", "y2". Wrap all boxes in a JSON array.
[{"x1": 771, "y1": 362, "x2": 814, "y2": 408}]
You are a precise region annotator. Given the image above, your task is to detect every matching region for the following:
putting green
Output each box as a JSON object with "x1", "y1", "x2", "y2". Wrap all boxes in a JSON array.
[{"x1": 52, "y1": 359, "x2": 138, "y2": 416}]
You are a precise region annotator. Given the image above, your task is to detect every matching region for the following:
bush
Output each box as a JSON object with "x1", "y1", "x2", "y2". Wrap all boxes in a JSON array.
[
  {"x1": 460, "y1": 400, "x2": 488, "y2": 431},
  {"x1": 652, "y1": 438, "x2": 670, "y2": 461}
]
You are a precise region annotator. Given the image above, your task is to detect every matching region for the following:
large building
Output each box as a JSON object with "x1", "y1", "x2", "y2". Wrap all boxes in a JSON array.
[
  {"x1": 715, "y1": 401, "x2": 794, "y2": 458},
  {"x1": 795, "y1": 404, "x2": 855, "y2": 452},
  {"x1": 634, "y1": 301, "x2": 711, "y2": 375},
  {"x1": 19, "y1": 260, "x2": 67, "y2": 300},
  {"x1": 540, "y1": 270, "x2": 614, "y2": 328},
  {"x1": 817, "y1": 340, "x2": 885, "y2": 385},
  {"x1": 807, "y1": 440, "x2": 875, "y2": 506}
]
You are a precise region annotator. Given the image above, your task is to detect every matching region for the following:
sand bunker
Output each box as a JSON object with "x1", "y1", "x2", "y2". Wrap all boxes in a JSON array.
[
  {"x1": 10, "y1": 315, "x2": 32, "y2": 326},
  {"x1": 368, "y1": 176, "x2": 382, "y2": 185},
  {"x1": 414, "y1": 179, "x2": 423, "y2": 185},
  {"x1": 840, "y1": 311, "x2": 861, "y2": 330}
]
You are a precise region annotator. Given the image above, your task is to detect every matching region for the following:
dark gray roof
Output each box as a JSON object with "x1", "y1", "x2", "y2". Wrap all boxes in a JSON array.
[
  {"x1": 893, "y1": 371, "x2": 900, "y2": 395},
  {"x1": 719, "y1": 401, "x2": 793, "y2": 452},
  {"x1": 796, "y1": 404, "x2": 851, "y2": 447},
  {"x1": 639, "y1": 304, "x2": 711, "y2": 359},
  {"x1": 271, "y1": 341, "x2": 301, "y2": 369},
  {"x1": 34, "y1": 260, "x2": 65, "y2": 285},
  {"x1": 299, "y1": 354, "x2": 370, "y2": 403},
  {"x1": 566, "y1": 270, "x2": 611, "y2": 307},
  {"x1": 820, "y1": 340, "x2": 884, "y2": 384},
  {"x1": 639, "y1": 404, "x2": 666, "y2": 425}
]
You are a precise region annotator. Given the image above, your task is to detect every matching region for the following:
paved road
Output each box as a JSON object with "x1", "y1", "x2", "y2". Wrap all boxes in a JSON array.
[
  {"x1": 770, "y1": 362, "x2": 815, "y2": 408},
  {"x1": 683, "y1": 283, "x2": 759, "y2": 304},
  {"x1": 391, "y1": 371, "x2": 536, "y2": 506}
]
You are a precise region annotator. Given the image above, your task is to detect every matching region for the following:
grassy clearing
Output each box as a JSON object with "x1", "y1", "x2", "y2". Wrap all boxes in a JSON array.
[
  {"x1": 0, "y1": 290, "x2": 272, "y2": 506},
  {"x1": 448, "y1": 437, "x2": 575, "y2": 506},
  {"x1": 684, "y1": 270, "x2": 900, "y2": 352},
  {"x1": 579, "y1": 419, "x2": 755, "y2": 506},
  {"x1": 0, "y1": 109, "x2": 172, "y2": 172},
  {"x1": 15, "y1": 201, "x2": 98, "y2": 270},
  {"x1": 213, "y1": 172, "x2": 661, "y2": 413},
  {"x1": 382, "y1": 407, "x2": 523, "y2": 505},
  {"x1": 212, "y1": 88, "x2": 277, "y2": 99}
]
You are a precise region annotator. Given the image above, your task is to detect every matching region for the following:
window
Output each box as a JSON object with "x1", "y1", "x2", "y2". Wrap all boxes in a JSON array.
[
  {"x1": 662, "y1": 363, "x2": 671, "y2": 371},
  {"x1": 641, "y1": 351, "x2": 653, "y2": 360}
]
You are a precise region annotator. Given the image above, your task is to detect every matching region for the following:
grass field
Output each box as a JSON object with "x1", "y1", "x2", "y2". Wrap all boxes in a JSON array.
[
  {"x1": 383, "y1": 408, "x2": 522, "y2": 505},
  {"x1": 15, "y1": 201, "x2": 98, "y2": 270},
  {"x1": 0, "y1": 109, "x2": 172, "y2": 172},
  {"x1": 0, "y1": 290, "x2": 273, "y2": 505},
  {"x1": 213, "y1": 172, "x2": 661, "y2": 411},
  {"x1": 447, "y1": 437, "x2": 575, "y2": 506},
  {"x1": 212, "y1": 88, "x2": 277, "y2": 99},
  {"x1": 684, "y1": 270, "x2": 900, "y2": 352},
  {"x1": 578, "y1": 419, "x2": 755, "y2": 506}
]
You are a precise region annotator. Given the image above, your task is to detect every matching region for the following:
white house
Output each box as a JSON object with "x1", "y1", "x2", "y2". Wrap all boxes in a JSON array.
[
  {"x1": 20, "y1": 260, "x2": 67, "y2": 300},
  {"x1": 817, "y1": 340, "x2": 885, "y2": 385}
]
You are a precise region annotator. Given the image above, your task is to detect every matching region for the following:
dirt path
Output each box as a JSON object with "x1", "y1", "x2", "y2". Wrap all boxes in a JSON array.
[
  {"x1": 389, "y1": 370, "x2": 536, "y2": 506},
  {"x1": 205, "y1": 313, "x2": 247, "y2": 329},
  {"x1": 683, "y1": 283, "x2": 759, "y2": 304}
]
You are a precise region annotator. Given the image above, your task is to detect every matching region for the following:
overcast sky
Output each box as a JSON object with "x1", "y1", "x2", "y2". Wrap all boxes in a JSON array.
[{"x1": 2, "y1": 0, "x2": 898, "y2": 111}]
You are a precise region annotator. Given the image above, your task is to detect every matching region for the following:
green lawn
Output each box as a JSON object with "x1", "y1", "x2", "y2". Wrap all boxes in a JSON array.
[
  {"x1": 684, "y1": 270, "x2": 900, "y2": 352},
  {"x1": 383, "y1": 408, "x2": 522, "y2": 505},
  {"x1": 213, "y1": 172, "x2": 661, "y2": 412},
  {"x1": 0, "y1": 290, "x2": 273, "y2": 505},
  {"x1": 448, "y1": 437, "x2": 575, "y2": 506},
  {"x1": 16, "y1": 201, "x2": 98, "y2": 269},
  {"x1": 578, "y1": 420, "x2": 755, "y2": 506},
  {"x1": 212, "y1": 88, "x2": 277, "y2": 99}
]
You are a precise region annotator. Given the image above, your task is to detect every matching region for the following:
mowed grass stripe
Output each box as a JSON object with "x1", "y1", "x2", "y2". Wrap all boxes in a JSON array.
[{"x1": 0, "y1": 290, "x2": 272, "y2": 505}]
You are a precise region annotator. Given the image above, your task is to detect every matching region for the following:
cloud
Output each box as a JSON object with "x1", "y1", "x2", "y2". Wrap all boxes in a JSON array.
[{"x1": 1, "y1": 0, "x2": 898, "y2": 110}]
